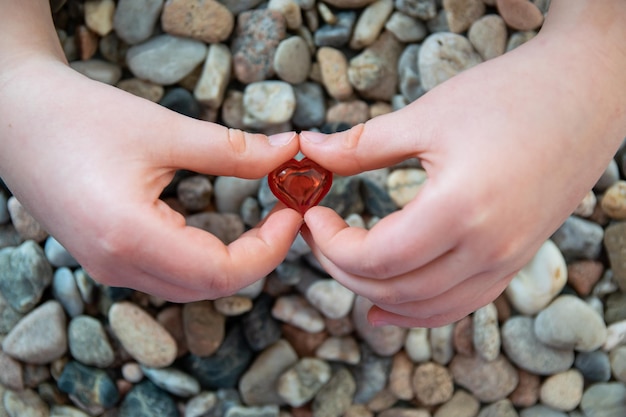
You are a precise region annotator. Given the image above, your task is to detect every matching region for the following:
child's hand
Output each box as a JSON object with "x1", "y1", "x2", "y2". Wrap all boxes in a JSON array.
[
  {"x1": 299, "y1": 6, "x2": 626, "y2": 327},
  {"x1": 0, "y1": 60, "x2": 302, "y2": 301}
]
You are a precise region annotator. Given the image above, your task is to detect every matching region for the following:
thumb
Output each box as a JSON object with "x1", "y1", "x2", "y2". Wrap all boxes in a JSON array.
[{"x1": 298, "y1": 102, "x2": 434, "y2": 175}]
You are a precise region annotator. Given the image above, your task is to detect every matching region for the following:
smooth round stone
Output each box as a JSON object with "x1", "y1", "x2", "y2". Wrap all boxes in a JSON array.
[
  {"x1": 314, "y1": 11, "x2": 356, "y2": 47},
  {"x1": 317, "y1": 47, "x2": 353, "y2": 100},
  {"x1": 443, "y1": 0, "x2": 485, "y2": 33},
  {"x1": 412, "y1": 362, "x2": 454, "y2": 406},
  {"x1": 595, "y1": 158, "x2": 620, "y2": 191},
  {"x1": 398, "y1": 44, "x2": 423, "y2": 103},
  {"x1": 567, "y1": 260, "x2": 604, "y2": 296},
  {"x1": 241, "y1": 294, "x2": 282, "y2": 352},
  {"x1": 84, "y1": 0, "x2": 114, "y2": 35},
  {"x1": 404, "y1": 328, "x2": 431, "y2": 362},
  {"x1": 450, "y1": 354, "x2": 518, "y2": 402},
  {"x1": 274, "y1": 36, "x2": 311, "y2": 84},
  {"x1": 604, "y1": 319, "x2": 626, "y2": 351},
  {"x1": 434, "y1": 389, "x2": 480, "y2": 417},
  {"x1": 140, "y1": 366, "x2": 200, "y2": 397},
  {"x1": 52, "y1": 267, "x2": 84, "y2": 318},
  {"x1": 183, "y1": 301, "x2": 225, "y2": 357},
  {"x1": 185, "y1": 212, "x2": 245, "y2": 244},
  {"x1": 580, "y1": 382, "x2": 626, "y2": 417},
  {"x1": 501, "y1": 316, "x2": 574, "y2": 375},
  {"x1": 0, "y1": 240, "x2": 53, "y2": 313},
  {"x1": 507, "y1": 30, "x2": 537, "y2": 51},
  {"x1": 177, "y1": 175, "x2": 213, "y2": 212},
  {"x1": 606, "y1": 292, "x2": 626, "y2": 324},
  {"x1": 315, "y1": 336, "x2": 361, "y2": 365},
  {"x1": 395, "y1": 0, "x2": 437, "y2": 19},
  {"x1": 326, "y1": 100, "x2": 370, "y2": 125},
  {"x1": 159, "y1": 87, "x2": 201, "y2": 118},
  {"x1": 219, "y1": 0, "x2": 264, "y2": 14},
  {"x1": 292, "y1": 82, "x2": 326, "y2": 129},
  {"x1": 468, "y1": 14, "x2": 507, "y2": 60},
  {"x1": 575, "y1": 350, "x2": 611, "y2": 382},
  {"x1": 539, "y1": 369, "x2": 584, "y2": 411},
  {"x1": 68, "y1": 315, "x2": 114, "y2": 368},
  {"x1": 113, "y1": 0, "x2": 164, "y2": 44},
  {"x1": 44, "y1": 236, "x2": 78, "y2": 268},
  {"x1": 214, "y1": 296, "x2": 254, "y2": 316},
  {"x1": 418, "y1": 32, "x2": 482, "y2": 91},
  {"x1": 108, "y1": 301, "x2": 177, "y2": 368},
  {"x1": 534, "y1": 295, "x2": 607, "y2": 352},
  {"x1": 505, "y1": 239, "x2": 567, "y2": 315},
  {"x1": 472, "y1": 303, "x2": 500, "y2": 362},
  {"x1": 477, "y1": 399, "x2": 518, "y2": 417},
  {"x1": 352, "y1": 296, "x2": 406, "y2": 357},
  {"x1": 126, "y1": 35, "x2": 207, "y2": 85},
  {"x1": 604, "y1": 221, "x2": 626, "y2": 292},
  {"x1": 388, "y1": 352, "x2": 414, "y2": 401},
  {"x1": 277, "y1": 358, "x2": 331, "y2": 407},
  {"x1": 69, "y1": 59, "x2": 122, "y2": 85},
  {"x1": 3, "y1": 389, "x2": 49, "y2": 417},
  {"x1": 0, "y1": 291, "x2": 23, "y2": 334},
  {"x1": 519, "y1": 405, "x2": 567, "y2": 417},
  {"x1": 306, "y1": 279, "x2": 355, "y2": 319},
  {"x1": 243, "y1": 81, "x2": 296, "y2": 128},
  {"x1": 221, "y1": 89, "x2": 245, "y2": 129},
  {"x1": 213, "y1": 177, "x2": 261, "y2": 214},
  {"x1": 385, "y1": 12, "x2": 427, "y2": 43},
  {"x1": 240, "y1": 196, "x2": 261, "y2": 227},
  {"x1": 119, "y1": 381, "x2": 178, "y2": 417},
  {"x1": 194, "y1": 43, "x2": 231, "y2": 109},
  {"x1": 349, "y1": 0, "x2": 393, "y2": 49},
  {"x1": 57, "y1": 361, "x2": 119, "y2": 409},
  {"x1": 430, "y1": 324, "x2": 455, "y2": 365},
  {"x1": 7, "y1": 197, "x2": 48, "y2": 242},
  {"x1": 239, "y1": 340, "x2": 299, "y2": 406},
  {"x1": 116, "y1": 78, "x2": 164, "y2": 102},
  {"x1": 272, "y1": 295, "x2": 325, "y2": 332},
  {"x1": 552, "y1": 215, "x2": 604, "y2": 260},
  {"x1": 161, "y1": 0, "x2": 233, "y2": 43},
  {"x1": 312, "y1": 368, "x2": 356, "y2": 417},
  {"x1": 185, "y1": 392, "x2": 218, "y2": 417},
  {"x1": 496, "y1": 0, "x2": 544, "y2": 31},
  {"x1": 601, "y1": 180, "x2": 626, "y2": 219},
  {"x1": 0, "y1": 351, "x2": 23, "y2": 390},
  {"x1": 2, "y1": 301, "x2": 67, "y2": 364},
  {"x1": 386, "y1": 168, "x2": 427, "y2": 208},
  {"x1": 574, "y1": 190, "x2": 597, "y2": 217},
  {"x1": 509, "y1": 369, "x2": 540, "y2": 408},
  {"x1": 74, "y1": 268, "x2": 96, "y2": 304},
  {"x1": 610, "y1": 345, "x2": 626, "y2": 383},
  {"x1": 232, "y1": 10, "x2": 287, "y2": 84},
  {"x1": 122, "y1": 362, "x2": 144, "y2": 383}
]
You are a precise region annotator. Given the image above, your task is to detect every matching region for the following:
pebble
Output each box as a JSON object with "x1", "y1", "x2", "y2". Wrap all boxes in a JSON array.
[
  {"x1": 510, "y1": 369, "x2": 540, "y2": 408},
  {"x1": 122, "y1": 362, "x2": 144, "y2": 383},
  {"x1": 84, "y1": 0, "x2": 115, "y2": 36},
  {"x1": 453, "y1": 316, "x2": 474, "y2": 357},
  {"x1": 292, "y1": 82, "x2": 326, "y2": 129},
  {"x1": 274, "y1": 36, "x2": 311, "y2": 84},
  {"x1": 352, "y1": 297, "x2": 406, "y2": 356},
  {"x1": 496, "y1": 0, "x2": 544, "y2": 31},
  {"x1": 0, "y1": 351, "x2": 23, "y2": 390},
  {"x1": 194, "y1": 43, "x2": 232, "y2": 109},
  {"x1": 50, "y1": 405, "x2": 91, "y2": 417},
  {"x1": 311, "y1": 367, "x2": 356, "y2": 417},
  {"x1": 44, "y1": 237, "x2": 78, "y2": 268},
  {"x1": 140, "y1": 366, "x2": 200, "y2": 397},
  {"x1": 349, "y1": 0, "x2": 393, "y2": 49},
  {"x1": 323, "y1": 0, "x2": 376, "y2": 7},
  {"x1": 243, "y1": 81, "x2": 296, "y2": 128},
  {"x1": 0, "y1": 191, "x2": 9, "y2": 225},
  {"x1": 580, "y1": 382, "x2": 626, "y2": 417},
  {"x1": 605, "y1": 291, "x2": 626, "y2": 324},
  {"x1": 433, "y1": 389, "x2": 480, "y2": 417},
  {"x1": 0, "y1": 290, "x2": 23, "y2": 334},
  {"x1": 386, "y1": 168, "x2": 427, "y2": 208},
  {"x1": 160, "y1": 87, "x2": 201, "y2": 118},
  {"x1": 398, "y1": 44, "x2": 423, "y2": 103},
  {"x1": 539, "y1": 369, "x2": 584, "y2": 411},
  {"x1": 272, "y1": 295, "x2": 325, "y2": 332},
  {"x1": 184, "y1": 391, "x2": 217, "y2": 417},
  {"x1": 183, "y1": 301, "x2": 225, "y2": 357},
  {"x1": 126, "y1": 35, "x2": 207, "y2": 85},
  {"x1": 268, "y1": 0, "x2": 302, "y2": 30},
  {"x1": 161, "y1": 0, "x2": 233, "y2": 43},
  {"x1": 501, "y1": 316, "x2": 574, "y2": 375},
  {"x1": 240, "y1": 197, "x2": 261, "y2": 227},
  {"x1": 443, "y1": 0, "x2": 485, "y2": 33},
  {"x1": 305, "y1": 279, "x2": 355, "y2": 319},
  {"x1": 574, "y1": 190, "x2": 597, "y2": 217},
  {"x1": 317, "y1": 47, "x2": 354, "y2": 100},
  {"x1": 185, "y1": 212, "x2": 245, "y2": 244},
  {"x1": 176, "y1": 175, "x2": 213, "y2": 212},
  {"x1": 314, "y1": 11, "x2": 356, "y2": 47},
  {"x1": 601, "y1": 180, "x2": 626, "y2": 218},
  {"x1": 349, "y1": 31, "x2": 403, "y2": 101},
  {"x1": 595, "y1": 158, "x2": 620, "y2": 191},
  {"x1": 52, "y1": 267, "x2": 84, "y2": 318},
  {"x1": 507, "y1": 30, "x2": 537, "y2": 51},
  {"x1": 388, "y1": 352, "x2": 414, "y2": 401},
  {"x1": 232, "y1": 10, "x2": 286, "y2": 83},
  {"x1": 534, "y1": 295, "x2": 607, "y2": 352},
  {"x1": 472, "y1": 303, "x2": 500, "y2": 362},
  {"x1": 385, "y1": 12, "x2": 427, "y2": 43},
  {"x1": 610, "y1": 345, "x2": 626, "y2": 383},
  {"x1": 68, "y1": 315, "x2": 114, "y2": 368},
  {"x1": 214, "y1": 296, "x2": 254, "y2": 316},
  {"x1": 418, "y1": 32, "x2": 482, "y2": 91},
  {"x1": 477, "y1": 399, "x2": 518, "y2": 417},
  {"x1": 2, "y1": 300, "x2": 67, "y2": 364},
  {"x1": 604, "y1": 221, "x2": 626, "y2": 291},
  {"x1": 315, "y1": 336, "x2": 361, "y2": 365},
  {"x1": 412, "y1": 362, "x2": 454, "y2": 406},
  {"x1": 108, "y1": 301, "x2": 177, "y2": 368},
  {"x1": 3, "y1": 389, "x2": 49, "y2": 417},
  {"x1": 225, "y1": 405, "x2": 280, "y2": 417},
  {"x1": 352, "y1": 345, "x2": 392, "y2": 403},
  {"x1": 119, "y1": 381, "x2": 178, "y2": 417},
  {"x1": 505, "y1": 239, "x2": 567, "y2": 315},
  {"x1": 604, "y1": 319, "x2": 626, "y2": 350},
  {"x1": 57, "y1": 361, "x2": 119, "y2": 409},
  {"x1": 326, "y1": 100, "x2": 370, "y2": 126},
  {"x1": 113, "y1": 0, "x2": 163, "y2": 44},
  {"x1": 450, "y1": 354, "x2": 518, "y2": 402},
  {"x1": 468, "y1": 14, "x2": 507, "y2": 60},
  {"x1": 430, "y1": 324, "x2": 455, "y2": 365},
  {"x1": 277, "y1": 358, "x2": 331, "y2": 407},
  {"x1": 519, "y1": 405, "x2": 567, "y2": 417},
  {"x1": 7, "y1": 197, "x2": 48, "y2": 242},
  {"x1": 396, "y1": 0, "x2": 437, "y2": 20},
  {"x1": 552, "y1": 215, "x2": 605, "y2": 260},
  {"x1": 241, "y1": 294, "x2": 282, "y2": 351},
  {"x1": 73, "y1": 269, "x2": 95, "y2": 305},
  {"x1": 116, "y1": 78, "x2": 164, "y2": 102},
  {"x1": 567, "y1": 260, "x2": 604, "y2": 296},
  {"x1": 69, "y1": 59, "x2": 122, "y2": 85},
  {"x1": 574, "y1": 350, "x2": 612, "y2": 382},
  {"x1": 239, "y1": 339, "x2": 299, "y2": 406}
]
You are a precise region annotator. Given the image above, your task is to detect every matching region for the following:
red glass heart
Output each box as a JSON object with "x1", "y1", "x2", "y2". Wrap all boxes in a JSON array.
[{"x1": 268, "y1": 157, "x2": 333, "y2": 214}]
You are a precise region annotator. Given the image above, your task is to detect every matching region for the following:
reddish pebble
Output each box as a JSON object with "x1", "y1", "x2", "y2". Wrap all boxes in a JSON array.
[{"x1": 496, "y1": 0, "x2": 544, "y2": 31}]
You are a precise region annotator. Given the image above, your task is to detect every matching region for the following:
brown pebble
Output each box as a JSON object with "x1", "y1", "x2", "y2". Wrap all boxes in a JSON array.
[
  {"x1": 567, "y1": 260, "x2": 604, "y2": 296},
  {"x1": 453, "y1": 316, "x2": 475, "y2": 357},
  {"x1": 183, "y1": 301, "x2": 225, "y2": 357},
  {"x1": 412, "y1": 362, "x2": 454, "y2": 406},
  {"x1": 388, "y1": 351, "x2": 414, "y2": 401},
  {"x1": 281, "y1": 324, "x2": 328, "y2": 357},
  {"x1": 509, "y1": 368, "x2": 540, "y2": 407},
  {"x1": 0, "y1": 351, "x2": 24, "y2": 390},
  {"x1": 161, "y1": 0, "x2": 234, "y2": 43},
  {"x1": 496, "y1": 0, "x2": 544, "y2": 31},
  {"x1": 76, "y1": 25, "x2": 99, "y2": 60},
  {"x1": 324, "y1": 316, "x2": 354, "y2": 336},
  {"x1": 157, "y1": 305, "x2": 189, "y2": 358},
  {"x1": 326, "y1": 100, "x2": 369, "y2": 126},
  {"x1": 317, "y1": 46, "x2": 353, "y2": 100},
  {"x1": 494, "y1": 292, "x2": 512, "y2": 323}
]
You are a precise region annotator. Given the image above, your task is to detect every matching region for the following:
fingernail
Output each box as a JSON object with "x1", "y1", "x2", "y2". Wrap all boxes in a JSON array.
[
  {"x1": 300, "y1": 130, "x2": 328, "y2": 144},
  {"x1": 268, "y1": 131, "x2": 296, "y2": 147}
]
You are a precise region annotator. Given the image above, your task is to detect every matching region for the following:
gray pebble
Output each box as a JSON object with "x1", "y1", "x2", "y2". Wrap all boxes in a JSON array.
[
  {"x1": 595, "y1": 158, "x2": 620, "y2": 191},
  {"x1": 258, "y1": 179, "x2": 279, "y2": 209},
  {"x1": 551, "y1": 216, "x2": 604, "y2": 260},
  {"x1": 468, "y1": 14, "x2": 507, "y2": 60},
  {"x1": 127, "y1": 34, "x2": 207, "y2": 85},
  {"x1": 580, "y1": 383, "x2": 626, "y2": 417},
  {"x1": 69, "y1": 59, "x2": 122, "y2": 85},
  {"x1": 214, "y1": 177, "x2": 262, "y2": 214},
  {"x1": 574, "y1": 350, "x2": 612, "y2": 382},
  {"x1": 141, "y1": 366, "x2": 201, "y2": 397},
  {"x1": 0, "y1": 290, "x2": 23, "y2": 334},
  {"x1": 507, "y1": 31, "x2": 537, "y2": 51},
  {"x1": 312, "y1": 368, "x2": 356, "y2": 417},
  {"x1": 292, "y1": 82, "x2": 326, "y2": 129},
  {"x1": 398, "y1": 44, "x2": 424, "y2": 103},
  {"x1": 395, "y1": 0, "x2": 437, "y2": 20},
  {"x1": 160, "y1": 87, "x2": 202, "y2": 118},
  {"x1": 277, "y1": 358, "x2": 331, "y2": 407},
  {"x1": 3, "y1": 389, "x2": 49, "y2": 417},
  {"x1": 240, "y1": 197, "x2": 261, "y2": 227},
  {"x1": 7, "y1": 197, "x2": 48, "y2": 242},
  {"x1": 476, "y1": 399, "x2": 518, "y2": 417},
  {"x1": 274, "y1": 36, "x2": 311, "y2": 84},
  {"x1": 286, "y1": 233, "x2": 312, "y2": 261},
  {"x1": 426, "y1": 8, "x2": 450, "y2": 32},
  {"x1": 519, "y1": 405, "x2": 567, "y2": 417},
  {"x1": 119, "y1": 380, "x2": 177, "y2": 417},
  {"x1": 74, "y1": 268, "x2": 96, "y2": 304},
  {"x1": 0, "y1": 191, "x2": 10, "y2": 225},
  {"x1": 194, "y1": 43, "x2": 232, "y2": 109},
  {"x1": 44, "y1": 236, "x2": 78, "y2": 268},
  {"x1": 314, "y1": 11, "x2": 356, "y2": 47},
  {"x1": 610, "y1": 345, "x2": 626, "y2": 383},
  {"x1": 52, "y1": 267, "x2": 84, "y2": 318},
  {"x1": 219, "y1": 0, "x2": 265, "y2": 14},
  {"x1": 113, "y1": 0, "x2": 164, "y2": 44},
  {"x1": 177, "y1": 175, "x2": 213, "y2": 212},
  {"x1": 385, "y1": 11, "x2": 427, "y2": 43},
  {"x1": 472, "y1": 303, "x2": 500, "y2": 362},
  {"x1": 68, "y1": 315, "x2": 115, "y2": 368}
]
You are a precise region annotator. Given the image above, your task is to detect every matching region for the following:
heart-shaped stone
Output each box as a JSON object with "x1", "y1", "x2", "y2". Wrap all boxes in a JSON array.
[{"x1": 268, "y1": 157, "x2": 333, "y2": 214}]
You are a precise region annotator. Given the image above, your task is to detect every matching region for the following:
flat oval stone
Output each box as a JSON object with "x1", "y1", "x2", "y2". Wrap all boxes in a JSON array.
[
  {"x1": 450, "y1": 354, "x2": 518, "y2": 402},
  {"x1": 68, "y1": 315, "x2": 115, "y2": 368},
  {"x1": 140, "y1": 366, "x2": 200, "y2": 397},
  {"x1": 108, "y1": 301, "x2": 177, "y2": 368},
  {"x1": 580, "y1": 382, "x2": 626, "y2": 417},
  {"x1": 274, "y1": 36, "x2": 311, "y2": 84},
  {"x1": 119, "y1": 381, "x2": 178, "y2": 417},
  {"x1": 52, "y1": 267, "x2": 84, "y2": 318},
  {"x1": 57, "y1": 361, "x2": 119, "y2": 409},
  {"x1": 113, "y1": 0, "x2": 164, "y2": 44},
  {"x1": 3, "y1": 389, "x2": 49, "y2": 417},
  {"x1": 539, "y1": 369, "x2": 584, "y2": 412},
  {"x1": 183, "y1": 301, "x2": 225, "y2": 357},
  {"x1": 162, "y1": 0, "x2": 233, "y2": 43}
]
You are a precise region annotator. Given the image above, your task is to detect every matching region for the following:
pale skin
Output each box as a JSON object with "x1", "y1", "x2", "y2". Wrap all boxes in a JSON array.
[{"x1": 1, "y1": 1, "x2": 625, "y2": 326}]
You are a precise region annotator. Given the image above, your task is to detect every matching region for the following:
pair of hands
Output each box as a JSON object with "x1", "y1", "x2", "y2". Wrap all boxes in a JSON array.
[{"x1": 2, "y1": 1, "x2": 626, "y2": 327}]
